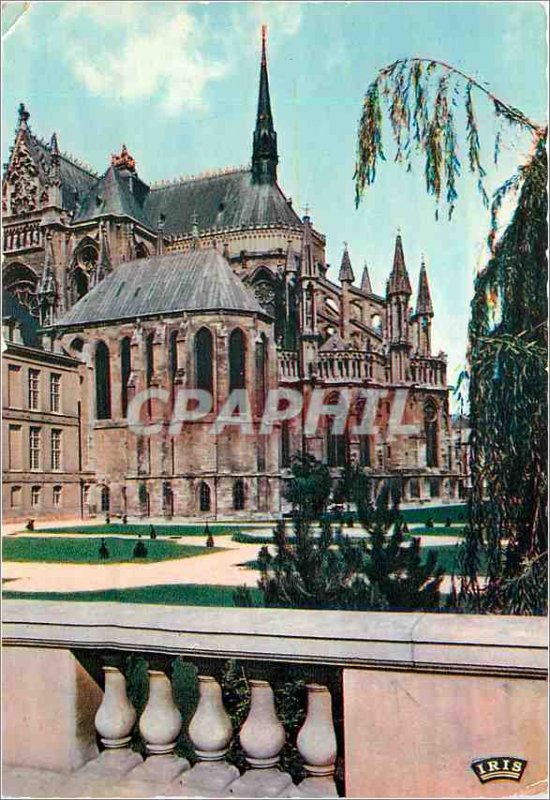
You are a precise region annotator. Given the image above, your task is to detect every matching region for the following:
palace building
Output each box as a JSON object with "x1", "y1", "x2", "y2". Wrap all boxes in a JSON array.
[{"x1": 2, "y1": 31, "x2": 463, "y2": 521}]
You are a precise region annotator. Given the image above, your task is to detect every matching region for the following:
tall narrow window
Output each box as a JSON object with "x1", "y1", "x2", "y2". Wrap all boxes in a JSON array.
[
  {"x1": 145, "y1": 333, "x2": 154, "y2": 387},
  {"x1": 195, "y1": 327, "x2": 214, "y2": 394},
  {"x1": 95, "y1": 342, "x2": 112, "y2": 419},
  {"x1": 233, "y1": 479, "x2": 245, "y2": 511},
  {"x1": 100, "y1": 486, "x2": 110, "y2": 513},
  {"x1": 169, "y1": 330, "x2": 178, "y2": 384},
  {"x1": 11, "y1": 486, "x2": 22, "y2": 507},
  {"x1": 29, "y1": 427, "x2": 41, "y2": 470},
  {"x1": 359, "y1": 435, "x2": 371, "y2": 466},
  {"x1": 199, "y1": 481, "x2": 211, "y2": 512},
  {"x1": 424, "y1": 402, "x2": 439, "y2": 467},
  {"x1": 255, "y1": 333, "x2": 267, "y2": 413},
  {"x1": 50, "y1": 373, "x2": 61, "y2": 413},
  {"x1": 120, "y1": 337, "x2": 131, "y2": 418},
  {"x1": 51, "y1": 429, "x2": 62, "y2": 471},
  {"x1": 31, "y1": 485, "x2": 41, "y2": 507},
  {"x1": 281, "y1": 420, "x2": 291, "y2": 468},
  {"x1": 327, "y1": 432, "x2": 347, "y2": 467},
  {"x1": 53, "y1": 485, "x2": 62, "y2": 507},
  {"x1": 28, "y1": 369, "x2": 40, "y2": 410},
  {"x1": 229, "y1": 328, "x2": 246, "y2": 391}
]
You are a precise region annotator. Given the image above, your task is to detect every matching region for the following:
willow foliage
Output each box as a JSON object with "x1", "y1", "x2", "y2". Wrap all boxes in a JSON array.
[{"x1": 356, "y1": 58, "x2": 548, "y2": 614}]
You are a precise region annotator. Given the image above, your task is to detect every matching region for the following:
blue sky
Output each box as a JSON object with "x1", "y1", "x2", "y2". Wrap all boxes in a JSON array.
[{"x1": 2, "y1": 2, "x2": 547, "y2": 398}]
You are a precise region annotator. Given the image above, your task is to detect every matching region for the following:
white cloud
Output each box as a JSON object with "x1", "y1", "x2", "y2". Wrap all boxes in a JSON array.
[{"x1": 58, "y1": 1, "x2": 303, "y2": 114}]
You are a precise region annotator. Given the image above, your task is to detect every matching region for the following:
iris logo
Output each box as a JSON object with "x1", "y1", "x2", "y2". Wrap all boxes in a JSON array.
[{"x1": 471, "y1": 757, "x2": 527, "y2": 783}]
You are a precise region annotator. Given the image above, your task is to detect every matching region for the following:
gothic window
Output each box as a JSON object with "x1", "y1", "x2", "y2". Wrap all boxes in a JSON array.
[
  {"x1": 120, "y1": 337, "x2": 131, "y2": 418},
  {"x1": 169, "y1": 330, "x2": 178, "y2": 384},
  {"x1": 255, "y1": 333, "x2": 268, "y2": 413},
  {"x1": 198, "y1": 481, "x2": 211, "y2": 512},
  {"x1": 424, "y1": 401, "x2": 439, "y2": 467},
  {"x1": 77, "y1": 244, "x2": 98, "y2": 272},
  {"x1": 3, "y1": 262, "x2": 39, "y2": 317},
  {"x1": 410, "y1": 478, "x2": 420, "y2": 499},
  {"x1": 195, "y1": 327, "x2": 214, "y2": 394},
  {"x1": 327, "y1": 432, "x2": 347, "y2": 467},
  {"x1": 229, "y1": 328, "x2": 246, "y2": 391},
  {"x1": 100, "y1": 486, "x2": 110, "y2": 513},
  {"x1": 281, "y1": 420, "x2": 291, "y2": 468},
  {"x1": 305, "y1": 285, "x2": 314, "y2": 329},
  {"x1": 233, "y1": 479, "x2": 245, "y2": 511},
  {"x1": 72, "y1": 267, "x2": 89, "y2": 301},
  {"x1": 163, "y1": 481, "x2": 174, "y2": 517},
  {"x1": 252, "y1": 269, "x2": 276, "y2": 316},
  {"x1": 95, "y1": 341, "x2": 112, "y2": 419},
  {"x1": 359, "y1": 435, "x2": 371, "y2": 466},
  {"x1": 145, "y1": 333, "x2": 154, "y2": 387}
]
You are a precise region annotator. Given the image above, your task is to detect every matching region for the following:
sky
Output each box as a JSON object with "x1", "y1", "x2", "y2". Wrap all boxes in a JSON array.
[{"x1": 2, "y1": 1, "x2": 548, "y2": 401}]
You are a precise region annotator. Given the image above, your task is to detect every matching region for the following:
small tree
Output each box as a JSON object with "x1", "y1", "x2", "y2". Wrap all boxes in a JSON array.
[{"x1": 258, "y1": 456, "x2": 443, "y2": 611}]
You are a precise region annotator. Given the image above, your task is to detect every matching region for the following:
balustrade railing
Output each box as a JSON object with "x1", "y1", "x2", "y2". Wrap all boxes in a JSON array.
[
  {"x1": 411, "y1": 356, "x2": 447, "y2": 387},
  {"x1": 278, "y1": 350, "x2": 300, "y2": 380},
  {"x1": 78, "y1": 653, "x2": 340, "y2": 797}
]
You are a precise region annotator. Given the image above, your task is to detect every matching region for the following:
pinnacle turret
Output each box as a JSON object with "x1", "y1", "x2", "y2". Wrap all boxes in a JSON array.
[
  {"x1": 388, "y1": 232, "x2": 412, "y2": 295},
  {"x1": 415, "y1": 257, "x2": 434, "y2": 316},
  {"x1": 251, "y1": 25, "x2": 278, "y2": 185},
  {"x1": 338, "y1": 244, "x2": 354, "y2": 283},
  {"x1": 361, "y1": 261, "x2": 372, "y2": 294}
]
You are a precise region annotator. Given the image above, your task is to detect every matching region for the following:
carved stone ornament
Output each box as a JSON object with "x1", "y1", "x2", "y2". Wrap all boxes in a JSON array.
[
  {"x1": 253, "y1": 280, "x2": 276, "y2": 313},
  {"x1": 7, "y1": 143, "x2": 39, "y2": 215}
]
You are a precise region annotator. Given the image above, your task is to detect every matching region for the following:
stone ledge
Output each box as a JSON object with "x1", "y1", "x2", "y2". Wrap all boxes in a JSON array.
[{"x1": 2, "y1": 600, "x2": 547, "y2": 678}]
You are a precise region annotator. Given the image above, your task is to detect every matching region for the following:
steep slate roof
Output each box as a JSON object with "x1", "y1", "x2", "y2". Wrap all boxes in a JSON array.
[
  {"x1": 55, "y1": 249, "x2": 267, "y2": 328},
  {"x1": 73, "y1": 166, "x2": 153, "y2": 228},
  {"x1": 145, "y1": 169, "x2": 302, "y2": 237},
  {"x1": 2, "y1": 291, "x2": 40, "y2": 347},
  {"x1": 30, "y1": 135, "x2": 97, "y2": 212}
]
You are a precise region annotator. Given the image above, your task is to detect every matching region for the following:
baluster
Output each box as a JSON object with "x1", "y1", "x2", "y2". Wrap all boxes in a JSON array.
[
  {"x1": 80, "y1": 656, "x2": 142, "y2": 777},
  {"x1": 295, "y1": 682, "x2": 340, "y2": 795},
  {"x1": 169, "y1": 675, "x2": 239, "y2": 796},
  {"x1": 129, "y1": 659, "x2": 189, "y2": 784},
  {"x1": 229, "y1": 679, "x2": 293, "y2": 797}
]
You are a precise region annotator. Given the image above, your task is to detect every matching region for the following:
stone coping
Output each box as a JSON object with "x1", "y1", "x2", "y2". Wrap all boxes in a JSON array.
[{"x1": 2, "y1": 600, "x2": 547, "y2": 678}]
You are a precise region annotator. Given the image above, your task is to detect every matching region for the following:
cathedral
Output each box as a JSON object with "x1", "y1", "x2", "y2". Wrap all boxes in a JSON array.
[{"x1": 2, "y1": 31, "x2": 463, "y2": 522}]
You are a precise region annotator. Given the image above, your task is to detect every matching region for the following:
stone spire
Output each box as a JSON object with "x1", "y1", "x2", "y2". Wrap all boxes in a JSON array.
[
  {"x1": 388, "y1": 232, "x2": 412, "y2": 295},
  {"x1": 338, "y1": 243, "x2": 354, "y2": 283},
  {"x1": 251, "y1": 25, "x2": 278, "y2": 185},
  {"x1": 361, "y1": 261, "x2": 373, "y2": 294},
  {"x1": 415, "y1": 256, "x2": 434, "y2": 316}
]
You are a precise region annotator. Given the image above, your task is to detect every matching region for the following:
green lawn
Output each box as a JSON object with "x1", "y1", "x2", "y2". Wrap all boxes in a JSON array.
[
  {"x1": 30, "y1": 523, "x2": 240, "y2": 537},
  {"x1": 408, "y1": 524, "x2": 466, "y2": 537},
  {"x1": 2, "y1": 537, "x2": 222, "y2": 565},
  {"x1": 401, "y1": 504, "x2": 467, "y2": 524},
  {"x1": 2, "y1": 582, "x2": 262, "y2": 606}
]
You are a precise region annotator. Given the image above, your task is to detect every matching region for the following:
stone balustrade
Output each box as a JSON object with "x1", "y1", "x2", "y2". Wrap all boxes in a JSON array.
[
  {"x1": 411, "y1": 355, "x2": 447, "y2": 387},
  {"x1": 278, "y1": 349, "x2": 300, "y2": 380},
  {"x1": 2, "y1": 601, "x2": 548, "y2": 799}
]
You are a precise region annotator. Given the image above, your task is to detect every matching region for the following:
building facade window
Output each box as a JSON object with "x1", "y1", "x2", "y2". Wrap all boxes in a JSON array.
[
  {"x1": 53, "y1": 485, "x2": 62, "y2": 507},
  {"x1": 95, "y1": 342, "x2": 112, "y2": 419},
  {"x1": 233, "y1": 479, "x2": 245, "y2": 511},
  {"x1": 31, "y1": 485, "x2": 41, "y2": 507},
  {"x1": 29, "y1": 426, "x2": 41, "y2": 470},
  {"x1": 424, "y1": 402, "x2": 439, "y2": 467},
  {"x1": 50, "y1": 373, "x2": 61, "y2": 413},
  {"x1": 255, "y1": 333, "x2": 267, "y2": 413},
  {"x1": 120, "y1": 337, "x2": 131, "y2": 418},
  {"x1": 100, "y1": 486, "x2": 110, "y2": 513},
  {"x1": 327, "y1": 432, "x2": 347, "y2": 468},
  {"x1": 229, "y1": 328, "x2": 246, "y2": 391},
  {"x1": 195, "y1": 327, "x2": 214, "y2": 394},
  {"x1": 8, "y1": 365, "x2": 22, "y2": 407},
  {"x1": 28, "y1": 368, "x2": 40, "y2": 410},
  {"x1": 11, "y1": 486, "x2": 22, "y2": 508},
  {"x1": 8, "y1": 424, "x2": 22, "y2": 471},
  {"x1": 359, "y1": 435, "x2": 371, "y2": 466},
  {"x1": 199, "y1": 481, "x2": 211, "y2": 512},
  {"x1": 281, "y1": 420, "x2": 291, "y2": 468},
  {"x1": 51, "y1": 429, "x2": 62, "y2": 471}
]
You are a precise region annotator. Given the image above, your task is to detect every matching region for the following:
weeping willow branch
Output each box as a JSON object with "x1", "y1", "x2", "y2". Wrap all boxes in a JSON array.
[{"x1": 355, "y1": 56, "x2": 546, "y2": 221}]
